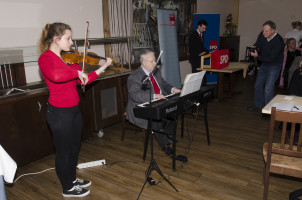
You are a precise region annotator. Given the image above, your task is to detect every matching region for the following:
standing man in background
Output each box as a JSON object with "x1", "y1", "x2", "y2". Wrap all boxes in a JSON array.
[
  {"x1": 189, "y1": 19, "x2": 209, "y2": 73},
  {"x1": 284, "y1": 21, "x2": 302, "y2": 48},
  {"x1": 248, "y1": 21, "x2": 284, "y2": 112}
]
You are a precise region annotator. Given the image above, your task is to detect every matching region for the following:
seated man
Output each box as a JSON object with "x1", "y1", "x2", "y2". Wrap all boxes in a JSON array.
[
  {"x1": 288, "y1": 56, "x2": 302, "y2": 88},
  {"x1": 289, "y1": 62, "x2": 302, "y2": 96},
  {"x1": 279, "y1": 38, "x2": 302, "y2": 89},
  {"x1": 287, "y1": 63, "x2": 302, "y2": 145},
  {"x1": 126, "y1": 50, "x2": 181, "y2": 157}
]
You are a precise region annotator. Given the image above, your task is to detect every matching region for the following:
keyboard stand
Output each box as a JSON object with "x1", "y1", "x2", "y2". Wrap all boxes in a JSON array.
[
  {"x1": 142, "y1": 115, "x2": 184, "y2": 171},
  {"x1": 181, "y1": 100, "x2": 210, "y2": 145}
]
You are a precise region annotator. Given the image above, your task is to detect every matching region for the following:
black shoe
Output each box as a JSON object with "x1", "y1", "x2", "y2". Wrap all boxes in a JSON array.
[
  {"x1": 147, "y1": 177, "x2": 156, "y2": 185},
  {"x1": 247, "y1": 105, "x2": 261, "y2": 112},
  {"x1": 63, "y1": 186, "x2": 90, "y2": 197},
  {"x1": 162, "y1": 144, "x2": 173, "y2": 157},
  {"x1": 167, "y1": 136, "x2": 178, "y2": 144},
  {"x1": 73, "y1": 178, "x2": 91, "y2": 188}
]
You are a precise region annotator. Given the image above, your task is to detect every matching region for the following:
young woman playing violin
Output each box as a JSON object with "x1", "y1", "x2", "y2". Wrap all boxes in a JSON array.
[{"x1": 38, "y1": 22, "x2": 112, "y2": 198}]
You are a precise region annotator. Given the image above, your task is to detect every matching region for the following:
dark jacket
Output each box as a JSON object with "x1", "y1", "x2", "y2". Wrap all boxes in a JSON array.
[
  {"x1": 126, "y1": 66, "x2": 173, "y2": 129},
  {"x1": 288, "y1": 68, "x2": 302, "y2": 96},
  {"x1": 254, "y1": 31, "x2": 284, "y2": 66},
  {"x1": 189, "y1": 30, "x2": 209, "y2": 67}
]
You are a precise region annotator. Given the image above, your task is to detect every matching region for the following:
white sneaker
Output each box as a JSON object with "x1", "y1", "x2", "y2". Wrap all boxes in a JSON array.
[
  {"x1": 73, "y1": 178, "x2": 91, "y2": 188},
  {"x1": 62, "y1": 186, "x2": 90, "y2": 197}
]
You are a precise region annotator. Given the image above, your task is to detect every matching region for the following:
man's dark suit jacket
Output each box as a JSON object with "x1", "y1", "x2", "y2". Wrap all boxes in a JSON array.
[
  {"x1": 126, "y1": 66, "x2": 173, "y2": 129},
  {"x1": 189, "y1": 30, "x2": 209, "y2": 71}
]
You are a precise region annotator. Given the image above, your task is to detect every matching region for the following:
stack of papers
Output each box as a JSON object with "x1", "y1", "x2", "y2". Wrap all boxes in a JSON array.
[{"x1": 270, "y1": 102, "x2": 302, "y2": 112}]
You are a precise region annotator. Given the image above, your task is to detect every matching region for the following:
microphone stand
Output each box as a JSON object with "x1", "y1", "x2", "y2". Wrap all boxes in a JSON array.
[{"x1": 137, "y1": 58, "x2": 178, "y2": 199}]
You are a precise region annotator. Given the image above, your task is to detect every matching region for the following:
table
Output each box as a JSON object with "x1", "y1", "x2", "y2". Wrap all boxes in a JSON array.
[
  {"x1": 0, "y1": 145, "x2": 17, "y2": 200},
  {"x1": 262, "y1": 95, "x2": 302, "y2": 114},
  {"x1": 197, "y1": 62, "x2": 249, "y2": 100},
  {"x1": 262, "y1": 94, "x2": 302, "y2": 199},
  {"x1": 0, "y1": 176, "x2": 5, "y2": 200}
]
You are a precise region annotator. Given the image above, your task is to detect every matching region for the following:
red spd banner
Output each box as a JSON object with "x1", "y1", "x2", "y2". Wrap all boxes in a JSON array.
[
  {"x1": 211, "y1": 49, "x2": 229, "y2": 69},
  {"x1": 169, "y1": 14, "x2": 175, "y2": 26},
  {"x1": 209, "y1": 40, "x2": 218, "y2": 50}
]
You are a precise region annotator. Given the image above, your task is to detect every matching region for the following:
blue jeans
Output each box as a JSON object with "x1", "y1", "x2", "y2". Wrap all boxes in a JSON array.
[{"x1": 254, "y1": 64, "x2": 282, "y2": 108}]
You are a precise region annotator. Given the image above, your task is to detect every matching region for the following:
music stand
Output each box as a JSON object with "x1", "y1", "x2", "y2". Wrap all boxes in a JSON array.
[{"x1": 137, "y1": 52, "x2": 178, "y2": 199}]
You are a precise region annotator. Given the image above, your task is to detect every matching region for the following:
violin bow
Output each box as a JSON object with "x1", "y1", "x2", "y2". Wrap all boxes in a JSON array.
[{"x1": 82, "y1": 21, "x2": 89, "y2": 92}]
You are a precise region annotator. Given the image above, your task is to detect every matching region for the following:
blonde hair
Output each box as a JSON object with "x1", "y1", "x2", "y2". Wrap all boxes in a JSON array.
[{"x1": 38, "y1": 22, "x2": 71, "y2": 53}]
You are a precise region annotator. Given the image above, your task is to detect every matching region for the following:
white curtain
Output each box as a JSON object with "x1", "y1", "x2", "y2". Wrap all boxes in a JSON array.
[{"x1": 108, "y1": 0, "x2": 133, "y2": 64}]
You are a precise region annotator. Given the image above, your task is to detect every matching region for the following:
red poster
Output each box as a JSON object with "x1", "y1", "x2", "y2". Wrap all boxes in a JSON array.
[
  {"x1": 209, "y1": 40, "x2": 218, "y2": 50},
  {"x1": 169, "y1": 14, "x2": 175, "y2": 26}
]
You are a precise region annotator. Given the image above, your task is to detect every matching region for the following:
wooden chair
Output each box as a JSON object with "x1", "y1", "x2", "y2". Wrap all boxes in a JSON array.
[
  {"x1": 263, "y1": 107, "x2": 302, "y2": 200},
  {"x1": 117, "y1": 75, "x2": 146, "y2": 144}
]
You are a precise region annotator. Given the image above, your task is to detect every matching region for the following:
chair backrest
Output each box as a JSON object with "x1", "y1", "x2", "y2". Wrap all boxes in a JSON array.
[
  {"x1": 117, "y1": 75, "x2": 129, "y2": 114},
  {"x1": 269, "y1": 107, "x2": 302, "y2": 158}
]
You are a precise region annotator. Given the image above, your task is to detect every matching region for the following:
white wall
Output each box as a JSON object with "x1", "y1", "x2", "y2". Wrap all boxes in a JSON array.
[
  {"x1": 0, "y1": 0, "x2": 104, "y2": 48},
  {"x1": 179, "y1": 60, "x2": 192, "y2": 84},
  {"x1": 238, "y1": 0, "x2": 302, "y2": 61},
  {"x1": 0, "y1": 0, "x2": 104, "y2": 83},
  {"x1": 196, "y1": 0, "x2": 234, "y2": 36}
]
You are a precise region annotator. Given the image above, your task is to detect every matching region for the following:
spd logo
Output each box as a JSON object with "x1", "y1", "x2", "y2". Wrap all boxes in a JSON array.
[
  {"x1": 220, "y1": 55, "x2": 229, "y2": 64},
  {"x1": 169, "y1": 14, "x2": 175, "y2": 26},
  {"x1": 209, "y1": 40, "x2": 218, "y2": 50}
]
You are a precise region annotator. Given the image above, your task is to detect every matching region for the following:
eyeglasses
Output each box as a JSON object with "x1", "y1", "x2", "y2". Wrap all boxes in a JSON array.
[{"x1": 145, "y1": 60, "x2": 155, "y2": 63}]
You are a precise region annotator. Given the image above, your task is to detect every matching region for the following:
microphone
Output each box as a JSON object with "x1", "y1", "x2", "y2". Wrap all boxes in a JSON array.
[
  {"x1": 151, "y1": 50, "x2": 163, "y2": 75},
  {"x1": 141, "y1": 75, "x2": 149, "y2": 84},
  {"x1": 141, "y1": 75, "x2": 150, "y2": 91}
]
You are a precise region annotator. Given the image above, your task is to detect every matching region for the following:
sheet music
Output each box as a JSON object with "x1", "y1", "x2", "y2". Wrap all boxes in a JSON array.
[{"x1": 180, "y1": 71, "x2": 206, "y2": 97}]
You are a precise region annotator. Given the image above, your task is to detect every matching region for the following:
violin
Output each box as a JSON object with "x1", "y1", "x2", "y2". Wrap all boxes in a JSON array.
[
  {"x1": 62, "y1": 21, "x2": 120, "y2": 93},
  {"x1": 61, "y1": 50, "x2": 121, "y2": 67}
]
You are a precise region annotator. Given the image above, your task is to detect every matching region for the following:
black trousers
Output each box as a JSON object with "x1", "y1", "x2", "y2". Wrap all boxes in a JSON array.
[
  {"x1": 152, "y1": 115, "x2": 178, "y2": 147},
  {"x1": 46, "y1": 103, "x2": 82, "y2": 191}
]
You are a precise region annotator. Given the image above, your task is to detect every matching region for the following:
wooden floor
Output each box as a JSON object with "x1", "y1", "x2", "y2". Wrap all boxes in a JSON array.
[{"x1": 5, "y1": 73, "x2": 302, "y2": 200}]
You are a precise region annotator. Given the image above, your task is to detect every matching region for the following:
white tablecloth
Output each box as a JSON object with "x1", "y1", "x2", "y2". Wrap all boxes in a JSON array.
[
  {"x1": 0, "y1": 145, "x2": 17, "y2": 200},
  {"x1": 0, "y1": 145, "x2": 17, "y2": 183}
]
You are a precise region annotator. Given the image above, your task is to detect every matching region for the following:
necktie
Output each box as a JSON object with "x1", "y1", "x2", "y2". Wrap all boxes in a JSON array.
[
  {"x1": 149, "y1": 74, "x2": 160, "y2": 94},
  {"x1": 200, "y1": 34, "x2": 203, "y2": 43}
]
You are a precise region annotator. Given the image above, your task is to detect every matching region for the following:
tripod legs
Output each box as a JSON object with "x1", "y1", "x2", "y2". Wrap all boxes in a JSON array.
[
  {"x1": 137, "y1": 158, "x2": 178, "y2": 199},
  {"x1": 138, "y1": 129, "x2": 178, "y2": 200},
  {"x1": 289, "y1": 188, "x2": 302, "y2": 200}
]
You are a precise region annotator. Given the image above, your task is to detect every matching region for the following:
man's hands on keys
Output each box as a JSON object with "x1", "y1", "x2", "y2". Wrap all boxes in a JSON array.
[
  {"x1": 154, "y1": 88, "x2": 181, "y2": 100},
  {"x1": 173, "y1": 88, "x2": 181, "y2": 94},
  {"x1": 155, "y1": 94, "x2": 166, "y2": 99}
]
